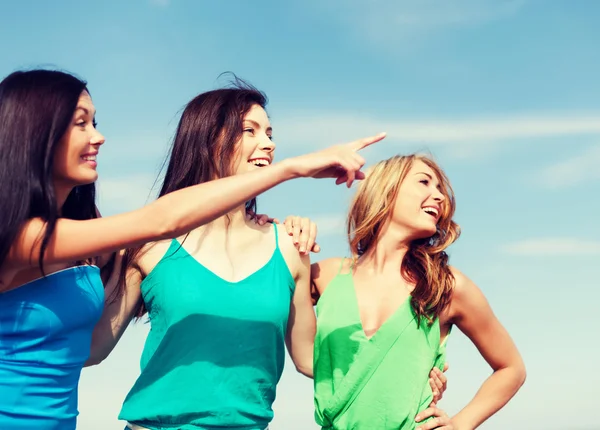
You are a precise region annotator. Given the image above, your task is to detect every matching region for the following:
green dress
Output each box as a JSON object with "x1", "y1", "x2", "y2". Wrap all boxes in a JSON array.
[{"x1": 313, "y1": 262, "x2": 448, "y2": 429}]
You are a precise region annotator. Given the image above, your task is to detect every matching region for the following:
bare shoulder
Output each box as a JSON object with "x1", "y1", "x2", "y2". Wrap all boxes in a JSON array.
[
  {"x1": 275, "y1": 223, "x2": 306, "y2": 277},
  {"x1": 311, "y1": 257, "x2": 348, "y2": 294},
  {"x1": 135, "y1": 239, "x2": 174, "y2": 277},
  {"x1": 450, "y1": 266, "x2": 479, "y2": 298},
  {"x1": 448, "y1": 266, "x2": 489, "y2": 321},
  {"x1": 275, "y1": 223, "x2": 296, "y2": 253}
]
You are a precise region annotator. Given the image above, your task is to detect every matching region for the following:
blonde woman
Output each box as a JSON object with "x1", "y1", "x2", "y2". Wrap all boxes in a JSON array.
[{"x1": 311, "y1": 155, "x2": 526, "y2": 430}]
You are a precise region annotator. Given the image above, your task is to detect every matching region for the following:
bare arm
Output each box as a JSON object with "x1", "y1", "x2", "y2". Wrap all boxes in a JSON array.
[
  {"x1": 448, "y1": 268, "x2": 526, "y2": 430},
  {"x1": 4, "y1": 163, "x2": 297, "y2": 278},
  {"x1": 85, "y1": 250, "x2": 142, "y2": 366},
  {"x1": 285, "y1": 252, "x2": 316, "y2": 378},
  {"x1": 2, "y1": 133, "x2": 385, "y2": 284},
  {"x1": 310, "y1": 257, "x2": 345, "y2": 305}
]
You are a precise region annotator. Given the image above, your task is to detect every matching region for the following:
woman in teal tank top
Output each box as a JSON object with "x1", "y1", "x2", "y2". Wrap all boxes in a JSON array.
[
  {"x1": 86, "y1": 79, "x2": 387, "y2": 430},
  {"x1": 311, "y1": 155, "x2": 526, "y2": 430}
]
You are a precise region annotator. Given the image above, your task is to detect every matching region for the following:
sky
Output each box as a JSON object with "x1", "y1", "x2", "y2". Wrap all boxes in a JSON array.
[{"x1": 1, "y1": 0, "x2": 599, "y2": 429}]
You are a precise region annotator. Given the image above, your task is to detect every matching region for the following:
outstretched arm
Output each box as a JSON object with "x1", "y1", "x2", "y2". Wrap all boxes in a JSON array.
[{"x1": 2, "y1": 132, "x2": 385, "y2": 286}]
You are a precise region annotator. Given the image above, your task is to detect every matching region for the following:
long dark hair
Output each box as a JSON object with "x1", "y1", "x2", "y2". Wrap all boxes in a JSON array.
[
  {"x1": 119, "y1": 76, "x2": 268, "y2": 316},
  {"x1": 0, "y1": 69, "x2": 98, "y2": 273}
]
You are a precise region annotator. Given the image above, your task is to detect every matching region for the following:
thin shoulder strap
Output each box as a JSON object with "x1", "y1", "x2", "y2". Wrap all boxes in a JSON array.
[
  {"x1": 273, "y1": 223, "x2": 280, "y2": 250},
  {"x1": 337, "y1": 257, "x2": 347, "y2": 275}
]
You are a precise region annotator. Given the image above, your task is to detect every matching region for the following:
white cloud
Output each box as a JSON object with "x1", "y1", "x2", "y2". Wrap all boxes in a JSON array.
[
  {"x1": 276, "y1": 112, "x2": 600, "y2": 154},
  {"x1": 536, "y1": 144, "x2": 600, "y2": 188},
  {"x1": 501, "y1": 238, "x2": 600, "y2": 256},
  {"x1": 310, "y1": 0, "x2": 526, "y2": 47},
  {"x1": 312, "y1": 214, "x2": 347, "y2": 236},
  {"x1": 96, "y1": 173, "x2": 159, "y2": 215}
]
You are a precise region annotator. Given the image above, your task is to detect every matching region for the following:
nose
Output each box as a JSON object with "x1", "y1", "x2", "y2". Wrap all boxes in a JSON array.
[
  {"x1": 259, "y1": 133, "x2": 276, "y2": 153},
  {"x1": 91, "y1": 128, "x2": 105, "y2": 147},
  {"x1": 433, "y1": 187, "x2": 445, "y2": 202}
]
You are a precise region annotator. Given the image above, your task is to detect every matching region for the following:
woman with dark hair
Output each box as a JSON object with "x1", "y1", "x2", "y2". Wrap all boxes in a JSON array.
[
  {"x1": 0, "y1": 69, "x2": 383, "y2": 430},
  {"x1": 311, "y1": 155, "x2": 526, "y2": 429},
  {"x1": 83, "y1": 79, "x2": 397, "y2": 430}
]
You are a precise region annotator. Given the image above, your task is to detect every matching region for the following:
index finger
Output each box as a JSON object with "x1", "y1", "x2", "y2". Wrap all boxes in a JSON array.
[{"x1": 349, "y1": 132, "x2": 386, "y2": 151}]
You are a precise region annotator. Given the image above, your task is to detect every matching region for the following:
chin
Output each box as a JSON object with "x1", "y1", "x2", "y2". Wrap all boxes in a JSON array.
[
  {"x1": 244, "y1": 164, "x2": 268, "y2": 173},
  {"x1": 410, "y1": 225, "x2": 437, "y2": 241},
  {"x1": 73, "y1": 173, "x2": 98, "y2": 186}
]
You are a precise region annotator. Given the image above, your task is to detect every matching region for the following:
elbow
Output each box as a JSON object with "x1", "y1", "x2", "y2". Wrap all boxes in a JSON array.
[
  {"x1": 290, "y1": 353, "x2": 314, "y2": 378},
  {"x1": 515, "y1": 362, "x2": 527, "y2": 388},
  {"x1": 84, "y1": 354, "x2": 104, "y2": 367},
  {"x1": 499, "y1": 360, "x2": 526, "y2": 392},
  {"x1": 85, "y1": 346, "x2": 109, "y2": 367},
  {"x1": 295, "y1": 363, "x2": 314, "y2": 379},
  {"x1": 86, "y1": 353, "x2": 107, "y2": 367},
  {"x1": 511, "y1": 354, "x2": 527, "y2": 389}
]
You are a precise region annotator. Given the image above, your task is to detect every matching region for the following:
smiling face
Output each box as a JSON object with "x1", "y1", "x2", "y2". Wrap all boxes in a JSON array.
[
  {"x1": 52, "y1": 91, "x2": 105, "y2": 190},
  {"x1": 348, "y1": 154, "x2": 458, "y2": 262},
  {"x1": 389, "y1": 159, "x2": 447, "y2": 241},
  {"x1": 231, "y1": 104, "x2": 275, "y2": 175}
]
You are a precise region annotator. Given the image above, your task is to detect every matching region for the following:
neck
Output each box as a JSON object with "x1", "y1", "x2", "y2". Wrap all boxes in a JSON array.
[
  {"x1": 359, "y1": 224, "x2": 412, "y2": 274},
  {"x1": 205, "y1": 204, "x2": 249, "y2": 231},
  {"x1": 53, "y1": 181, "x2": 73, "y2": 214}
]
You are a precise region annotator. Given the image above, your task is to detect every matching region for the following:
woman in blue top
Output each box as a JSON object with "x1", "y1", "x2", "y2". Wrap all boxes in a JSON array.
[{"x1": 0, "y1": 69, "x2": 383, "y2": 430}]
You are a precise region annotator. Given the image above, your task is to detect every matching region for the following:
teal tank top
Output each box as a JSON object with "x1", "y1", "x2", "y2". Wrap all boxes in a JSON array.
[{"x1": 119, "y1": 225, "x2": 295, "y2": 430}]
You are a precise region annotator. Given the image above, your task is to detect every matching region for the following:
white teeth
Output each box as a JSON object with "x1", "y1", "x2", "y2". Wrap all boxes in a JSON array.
[
  {"x1": 249, "y1": 159, "x2": 270, "y2": 167},
  {"x1": 423, "y1": 207, "x2": 438, "y2": 217},
  {"x1": 81, "y1": 155, "x2": 96, "y2": 161}
]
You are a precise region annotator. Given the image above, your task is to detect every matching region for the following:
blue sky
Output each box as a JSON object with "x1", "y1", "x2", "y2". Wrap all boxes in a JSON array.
[{"x1": 2, "y1": 1, "x2": 599, "y2": 429}]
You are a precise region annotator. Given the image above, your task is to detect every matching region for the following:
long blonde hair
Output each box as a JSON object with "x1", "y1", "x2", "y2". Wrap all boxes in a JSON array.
[{"x1": 348, "y1": 154, "x2": 460, "y2": 324}]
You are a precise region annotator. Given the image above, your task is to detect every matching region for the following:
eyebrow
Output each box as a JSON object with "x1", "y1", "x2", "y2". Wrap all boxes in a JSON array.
[
  {"x1": 75, "y1": 106, "x2": 96, "y2": 117},
  {"x1": 416, "y1": 172, "x2": 433, "y2": 179},
  {"x1": 243, "y1": 119, "x2": 272, "y2": 132}
]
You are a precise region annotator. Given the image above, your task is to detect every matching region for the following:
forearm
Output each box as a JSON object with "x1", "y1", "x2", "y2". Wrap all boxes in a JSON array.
[
  {"x1": 452, "y1": 365, "x2": 526, "y2": 429},
  {"x1": 291, "y1": 341, "x2": 315, "y2": 378},
  {"x1": 148, "y1": 160, "x2": 299, "y2": 238},
  {"x1": 85, "y1": 328, "x2": 124, "y2": 367},
  {"x1": 86, "y1": 256, "x2": 140, "y2": 367}
]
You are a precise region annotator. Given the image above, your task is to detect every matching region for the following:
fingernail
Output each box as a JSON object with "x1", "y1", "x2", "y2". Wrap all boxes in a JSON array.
[{"x1": 300, "y1": 247, "x2": 305, "y2": 253}]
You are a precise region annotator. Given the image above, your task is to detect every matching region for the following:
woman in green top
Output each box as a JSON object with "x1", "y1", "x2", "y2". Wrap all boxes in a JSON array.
[{"x1": 311, "y1": 154, "x2": 526, "y2": 430}]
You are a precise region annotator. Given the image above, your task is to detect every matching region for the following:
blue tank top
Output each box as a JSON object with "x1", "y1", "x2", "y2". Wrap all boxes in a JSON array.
[
  {"x1": 119, "y1": 225, "x2": 295, "y2": 430},
  {"x1": 0, "y1": 265, "x2": 104, "y2": 430}
]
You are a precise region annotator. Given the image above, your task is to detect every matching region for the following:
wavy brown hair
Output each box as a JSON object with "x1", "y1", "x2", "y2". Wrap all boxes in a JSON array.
[{"x1": 347, "y1": 154, "x2": 460, "y2": 325}]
